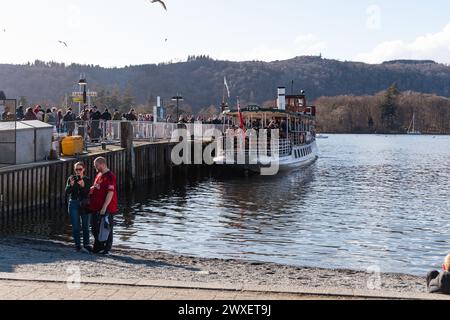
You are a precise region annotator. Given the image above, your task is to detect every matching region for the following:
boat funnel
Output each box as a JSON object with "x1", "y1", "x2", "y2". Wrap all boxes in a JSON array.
[{"x1": 277, "y1": 87, "x2": 286, "y2": 110}]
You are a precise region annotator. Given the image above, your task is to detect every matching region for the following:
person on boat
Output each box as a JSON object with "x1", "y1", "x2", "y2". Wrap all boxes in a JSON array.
[
  {"x1": 66, "y1": 162, "x2": 92, "y2": 253},
  {"x1": 427, "y1": 255, "x2": 450, "y2": 294},
  {"x1": 226, "y1": 125, "x2": 237, "y2": 137},
  {"x1": 280, "y1": 120, "x2": 288, "y2": 139},
  {"x1": 268, "y1": 119, "x2": 278, "y2": 130}
]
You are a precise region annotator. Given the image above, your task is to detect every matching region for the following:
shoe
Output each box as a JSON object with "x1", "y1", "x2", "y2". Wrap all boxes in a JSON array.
[
  {"x1": 79, "y1": 247, "x2": 90, "y2": 254},
  {"x1": 99, "y1": 250, "x2": 110, "y2": 255},
  {"x1": 75, "y1": 245, "x2": 82, "y2": 252},
  {"x1": 83, "y1": 246, "x2": 93, "y2": 253}
]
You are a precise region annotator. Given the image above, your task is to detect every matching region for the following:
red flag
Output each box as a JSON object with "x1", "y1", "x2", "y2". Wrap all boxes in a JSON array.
[{"x1": 237, "y1": 98, "x2": 245, "y2": 130}]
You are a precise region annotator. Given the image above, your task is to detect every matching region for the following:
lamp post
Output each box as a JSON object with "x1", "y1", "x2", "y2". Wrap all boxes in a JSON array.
[
  {"x1": 171, "y1": 94, "x2": 184, "y2": 121},
  {"x1": 78, "y1": 76, "x2": 87, "y2": 115}
]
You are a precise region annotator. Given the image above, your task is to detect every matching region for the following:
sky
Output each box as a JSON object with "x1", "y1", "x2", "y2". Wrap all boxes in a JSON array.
[{"x1": 1, "y1": 0, "x2": 450, "y2": 67}]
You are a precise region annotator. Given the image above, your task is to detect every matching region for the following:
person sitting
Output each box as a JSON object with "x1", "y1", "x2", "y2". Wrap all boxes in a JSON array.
[{"x1": 427, "y1": 255, "x2": 450, "y2": 294}]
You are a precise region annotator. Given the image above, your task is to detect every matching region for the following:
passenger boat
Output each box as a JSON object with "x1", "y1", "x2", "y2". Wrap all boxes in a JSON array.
[{"x1": 214, "y1": 87, "x2": 319, "y2": 174}]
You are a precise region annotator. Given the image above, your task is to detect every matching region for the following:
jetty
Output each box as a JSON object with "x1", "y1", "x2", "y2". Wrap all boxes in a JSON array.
[{"x1": 0, "y1": 121, "x2": 219, "y2": 217}]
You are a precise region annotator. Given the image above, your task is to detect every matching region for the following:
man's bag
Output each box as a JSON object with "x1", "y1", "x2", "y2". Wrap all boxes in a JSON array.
[{"x1": 98, "y1": 214, "x2": 112, "y2": 242}]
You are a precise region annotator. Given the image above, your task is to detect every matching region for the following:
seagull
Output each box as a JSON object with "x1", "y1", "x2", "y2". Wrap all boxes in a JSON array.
[
  {"x1": 149, "y1": 0, "x2": 167, "y2": 11},
  {"x1": 58, "y1": 40, "x2": 68, "y2": 47}
]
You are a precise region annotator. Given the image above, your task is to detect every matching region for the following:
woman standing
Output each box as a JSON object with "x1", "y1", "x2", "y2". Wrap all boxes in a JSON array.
[{"x1": 65, "y1": 162, "x2": 92, "y2": 252}]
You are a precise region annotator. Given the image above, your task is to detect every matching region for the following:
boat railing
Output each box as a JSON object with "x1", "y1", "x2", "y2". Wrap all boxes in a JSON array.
[
  {"x1": 288, "y1": 131, "x2": 316, "y2": 146},
  {"x1": 217, "y1": 136, "x2": 292, "y2": 158}
]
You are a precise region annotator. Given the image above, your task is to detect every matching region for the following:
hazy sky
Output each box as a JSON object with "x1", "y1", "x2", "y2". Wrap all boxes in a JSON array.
[{"x1": 1, "y1": 0, "x2": 450, "y2": 67}]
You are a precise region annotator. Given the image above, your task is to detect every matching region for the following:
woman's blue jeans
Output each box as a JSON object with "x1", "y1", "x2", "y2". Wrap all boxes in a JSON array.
[{"x1": 68, "y1": 200, "x2": 90, "y2": 247}]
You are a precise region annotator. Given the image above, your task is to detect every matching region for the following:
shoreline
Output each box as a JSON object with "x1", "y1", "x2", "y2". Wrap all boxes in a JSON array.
[{"x1": 0, "y1": 237, "x2": 430, "y2": 297}]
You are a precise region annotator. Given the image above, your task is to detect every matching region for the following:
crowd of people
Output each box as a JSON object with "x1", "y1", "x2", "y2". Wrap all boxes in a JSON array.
[
  {"x1": 10, "y1": 104, "x2": 150, "y2": 126},
  {"x1": 3, "y1": 104, "x2": 229, "y2": 126}
]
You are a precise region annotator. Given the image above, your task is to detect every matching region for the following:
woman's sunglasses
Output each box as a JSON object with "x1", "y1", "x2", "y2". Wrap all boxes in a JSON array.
[{"x1": 75, "y1": 168, "x2": 84, "y2": 172}]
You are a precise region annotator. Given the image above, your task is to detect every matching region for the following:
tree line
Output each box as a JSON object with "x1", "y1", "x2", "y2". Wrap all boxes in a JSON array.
[{"x1": 315, "y1": 84, "x2": 450, "y2": 134}]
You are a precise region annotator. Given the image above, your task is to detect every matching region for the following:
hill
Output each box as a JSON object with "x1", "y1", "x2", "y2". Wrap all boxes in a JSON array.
[{"x1": 1, "y1": 56, "x2": 450, "y2": 113}]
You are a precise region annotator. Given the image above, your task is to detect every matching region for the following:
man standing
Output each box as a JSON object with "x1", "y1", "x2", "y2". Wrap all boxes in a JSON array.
[
  {"x1": 88, "y1": 157, "x2": 118, "y2": 254},
  {"x1": 63, "y1": 108, "x2": 76, "y2": 136},
  {"x1": 90, "y1": 106, "x2": 102, "y2": 142}
]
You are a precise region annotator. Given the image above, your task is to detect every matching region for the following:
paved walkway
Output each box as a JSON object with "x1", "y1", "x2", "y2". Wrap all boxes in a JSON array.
[
  {"x1": 0, "y1": 273, "x2": 449, "y2": 300},
  {"x1": 0, "y1": 279, "x2": 332, "y2": 300}
]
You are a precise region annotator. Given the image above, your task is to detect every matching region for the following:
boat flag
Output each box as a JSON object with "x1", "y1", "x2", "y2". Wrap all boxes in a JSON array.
[
  {"x1": 224, "y1": 77, "x2": 231, "y2": 99},
  {"x1": 237, "y1": 97, "x2": 245, "y2": 130}
]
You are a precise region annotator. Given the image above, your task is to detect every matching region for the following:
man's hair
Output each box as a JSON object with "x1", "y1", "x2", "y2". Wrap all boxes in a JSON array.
[{"x1": 94, "y1": 157, "x2": 107, "y2": 166}]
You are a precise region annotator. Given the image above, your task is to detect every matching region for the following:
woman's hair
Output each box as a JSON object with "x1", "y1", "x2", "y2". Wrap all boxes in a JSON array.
[{"x1": 74, "y1": 162, "x2": 85, "y2": 169}]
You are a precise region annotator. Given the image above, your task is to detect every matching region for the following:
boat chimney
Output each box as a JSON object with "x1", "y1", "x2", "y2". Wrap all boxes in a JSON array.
[{"x1": 277, "y1": 87, "x2": 286, "y2": 110}]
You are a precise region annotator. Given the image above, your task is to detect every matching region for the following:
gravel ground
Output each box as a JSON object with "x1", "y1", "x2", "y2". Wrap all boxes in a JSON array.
[{"x1": 0, "y1": 237, "x2": 427, "y2": 294}]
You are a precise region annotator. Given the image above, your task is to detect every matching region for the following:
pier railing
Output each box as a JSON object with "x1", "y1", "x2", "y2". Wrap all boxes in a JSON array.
[{"x1": 57, "y1": 120, "x2": 229, "y2": 146}]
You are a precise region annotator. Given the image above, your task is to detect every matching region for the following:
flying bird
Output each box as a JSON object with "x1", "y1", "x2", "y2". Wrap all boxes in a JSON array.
[
  {"x1": 58, "y1": 40, "x2": 68, "y2": 47},
  {"x1": 149, "y1": 0, "x2": 167, "y2": 11}
]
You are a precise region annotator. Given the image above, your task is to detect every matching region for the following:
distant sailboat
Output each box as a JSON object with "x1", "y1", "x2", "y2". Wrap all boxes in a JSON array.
[{"x1": 407, "y1": 111, "x2": 421, "y2": 135}]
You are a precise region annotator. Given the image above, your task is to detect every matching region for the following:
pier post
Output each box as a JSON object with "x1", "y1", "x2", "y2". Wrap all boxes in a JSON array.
[{"x1": 121, "y1": 122, "x2": 136, "y2": 190}]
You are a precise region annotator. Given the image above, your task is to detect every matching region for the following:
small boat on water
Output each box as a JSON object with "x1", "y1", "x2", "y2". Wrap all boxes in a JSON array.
[
  {"x1": 407, "y1": 111, "x2": 422, "y2": 135},
  {"x1": 214, "y1": 87, "x2": 319, "y2": 174},
  {"x1": 316, "y1": 134, "x2": 329, "y2": 139}
]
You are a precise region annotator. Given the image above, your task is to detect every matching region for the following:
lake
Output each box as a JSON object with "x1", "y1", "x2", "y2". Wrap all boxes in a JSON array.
[{"x1": 111, "y1": 134, "x2": 450, "y2": 276}]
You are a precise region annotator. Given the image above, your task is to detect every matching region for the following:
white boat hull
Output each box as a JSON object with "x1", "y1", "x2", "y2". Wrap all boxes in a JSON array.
[{"x1": 213, "y1": 141, "x2": 319, "y2": 174}]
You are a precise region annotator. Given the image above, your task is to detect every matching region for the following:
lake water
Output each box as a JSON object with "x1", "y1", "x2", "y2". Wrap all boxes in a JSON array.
[
  {"x1": 2, "y1": 135, "x2": 449, "y2": 276},
  {"x1": 109, "y1": 134, "x2": 450, "y2": 276}
]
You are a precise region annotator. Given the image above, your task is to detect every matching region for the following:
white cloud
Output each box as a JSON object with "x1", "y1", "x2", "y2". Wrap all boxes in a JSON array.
[
  {"x1": 294, "y1": 34, "x2": 327, "y2": 55},
  {"x1": 355, "y1": 23, "x2": 450, "y2": 63},
  {"x1": 217, "y1": 34, "x2": 327, "y2": 62}
]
